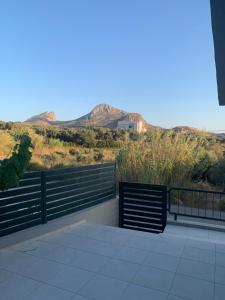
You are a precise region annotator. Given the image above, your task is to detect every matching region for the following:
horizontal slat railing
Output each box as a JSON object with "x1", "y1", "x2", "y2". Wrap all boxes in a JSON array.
[
  {"x1": 119, "y1": 182, "x2": 167, "y2": 234},
  {"x1": 45, "y1": 163, "x2": 114, "y2": 180},
  {"x1": 0, "y1": 162, "x2": 116, "y2": 237},
  {"x1": 47, "y1": 194, "x2": 114, "y2": 221},
  {"x1": 45, "y1": 163, "x2": 116, "y2": 221},
  {"x1": 47, "y1": 192, "x2": 114, "y2": 220},
  {"x1": 46, "y1": 173, "x2": 114, "y2": 195},
  {"x1": 0, "y1": 192, "x2": 41, "y2": 207},
  {"x1": 0, "y1": 185, "x2": 41, "y2": 199},
  {"x1": 0, "y1": 171, "x2": 42, "y2": 237},
  {"x1": 46, "y1": 162, "x2": 114, "y2": 176}
]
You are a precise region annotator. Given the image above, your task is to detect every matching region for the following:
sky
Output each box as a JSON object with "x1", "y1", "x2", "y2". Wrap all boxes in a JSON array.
[{"x1": 0, "y1": 0, "x2": 224, "y2": 131}]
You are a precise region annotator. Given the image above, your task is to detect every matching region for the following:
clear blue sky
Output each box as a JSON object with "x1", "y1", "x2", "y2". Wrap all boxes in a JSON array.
[{"x1": 0, "y1": 0, "x2": 224, "y2": 131}]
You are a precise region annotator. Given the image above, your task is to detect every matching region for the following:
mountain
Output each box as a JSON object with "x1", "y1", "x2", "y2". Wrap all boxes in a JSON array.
[
  {"x1": 25, "y1": 112, "x2": 56, "y2": 124},
  {"x1": 25, "y1": 104, "x2": 216, "y2": 137},
  {"x1": 25, "y1": 103, "x2": 152, "y2": 131},
  {"x1": 20, "y1": 104, "x2": 225, "y2": 139},
  {"x1": 58, "y1": 103, "x2": 127, "y2": 128},
  {"x1": 172, "y1": 126, "x2": 206, "y2": 135}
]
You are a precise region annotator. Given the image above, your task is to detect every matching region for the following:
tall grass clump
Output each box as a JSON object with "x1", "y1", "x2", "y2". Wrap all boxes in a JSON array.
[{"x1": 117, "y1": 129, "x2": 209, "y2": 187}]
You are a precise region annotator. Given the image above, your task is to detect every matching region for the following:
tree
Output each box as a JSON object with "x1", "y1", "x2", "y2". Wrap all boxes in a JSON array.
[
  {"x1": 79, "y1": 130, "x2": 96, "y2": 147},
  {"x1": 207, "y1": 157, "x2": 225, "y2": 186},
  {"x1": 0, "y1": 134, "x2": 33, "y2": 190}
]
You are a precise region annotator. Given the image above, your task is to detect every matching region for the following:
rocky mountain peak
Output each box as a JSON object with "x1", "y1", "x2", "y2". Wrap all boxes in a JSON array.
[
  {"x1": 89, "y1": 103, "x2": 125, "y2": 118},
  {"x1": 24, "y1": 103, "x2": 151, "y2": 131},
  {"x1": 26, "y1": 111, "x2": 57, "y2": 123}
]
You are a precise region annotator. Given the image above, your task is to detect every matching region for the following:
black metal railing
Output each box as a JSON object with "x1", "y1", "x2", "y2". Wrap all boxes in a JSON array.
[{"x1": 168, "y1": 187, "x2": 225, "y2": 221}]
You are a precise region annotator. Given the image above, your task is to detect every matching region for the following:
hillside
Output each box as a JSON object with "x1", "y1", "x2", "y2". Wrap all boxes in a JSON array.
[
  {"x1": 25, "y1": 103, "x2": 152, "y2": 131},
  {"x1": 24, "y1": 103, "x2": 222, "y2": 139},
  {"x1": 25, "y1": 112, "x2": 57, "y2": 124},
  {"x1": 1, "y1": 121, "x2": 225, "y2": 190}
]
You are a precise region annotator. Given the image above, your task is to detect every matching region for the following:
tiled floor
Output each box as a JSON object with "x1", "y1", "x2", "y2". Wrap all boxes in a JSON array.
[{"x1": 1, "y1": 223, "x2": 225, "y2": 300}]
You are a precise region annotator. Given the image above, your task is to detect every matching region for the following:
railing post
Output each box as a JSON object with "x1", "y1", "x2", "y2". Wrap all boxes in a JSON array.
[
  {"x1": 41, "y1": 171, "x2": 47, "y2": 224},
  {"x1": 168, "y1": 188, "x2": 171, "y2": 212},
  {"x1": 162, "y1": 186, "x2": 167, "y2": 230},
  {"x1": 114, "y1": 162, "x2": 117, "y2": 198},
  {"x1": 119, "y1": 182, "x2": 123, "y2": 227}
]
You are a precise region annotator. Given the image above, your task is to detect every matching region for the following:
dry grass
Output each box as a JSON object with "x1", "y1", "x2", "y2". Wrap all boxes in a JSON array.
[
  {"x1": 0, "y1": 126, "x2": 224, "y2": 189},
  {"x1": 116, "y1": 129, "x2": 214, "y2": 188}
]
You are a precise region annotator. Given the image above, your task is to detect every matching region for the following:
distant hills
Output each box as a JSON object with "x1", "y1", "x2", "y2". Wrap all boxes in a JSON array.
[
  {"x1": 24, "y1": 103, "x2": 220, "y2": 138},
  {"x1": 25, "y1": 103, "x2": 153, "y2": 131},
  {"x1": 26, "y1": 112, "x2": 57, "y2": 123}
]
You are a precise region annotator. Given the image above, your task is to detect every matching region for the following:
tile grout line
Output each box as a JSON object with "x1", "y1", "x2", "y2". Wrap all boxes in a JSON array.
[
  {"x1": 166, "y1": 237, "x2": 188, "y2": 300},
  {"x1": 213, "y1": 243, "x2": 216, "y2": 300},
  {"x1": 0, "y1": 244, "x2": 189, "y2": 298},
  {"x1": 0, "y1": 265, "x2": 78, "y2": 296},
  {"x1": 37, "y1": 233, "x2": 217, "y2": 266},
  {"x1": 116, "y1": 249, "x2": 153, "y2": 300},
  {"x1": 7, "y1": 233, "x2": 221, "y2": 286},
  {"x1": 1, "y1": 225, "x2": 223, "y2": 300}
]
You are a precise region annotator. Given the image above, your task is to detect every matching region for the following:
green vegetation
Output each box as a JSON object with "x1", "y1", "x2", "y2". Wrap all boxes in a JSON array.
[
  {"x1": 0, "y1": 122, "x2": 123, "y2": 170},
  {"x1": 0, "y1": 121, "x2": 225, "y2": 190},
  {"x1": 118, "y1": 130, "x2": 215, "y2": 186},
  {"x1": 0, "y1": 133, "x2": 33, "y2": 190}
]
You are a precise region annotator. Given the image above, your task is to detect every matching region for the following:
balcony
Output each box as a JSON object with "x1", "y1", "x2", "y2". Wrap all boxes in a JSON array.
[
  {"x1": 1, "y1": 163, "x2": 225, "y2": 300},
  {"x1": 1, "y1": 221, "x2": 225, "y2": 300}
]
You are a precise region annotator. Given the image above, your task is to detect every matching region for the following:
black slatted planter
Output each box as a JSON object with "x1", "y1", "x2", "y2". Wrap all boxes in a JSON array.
[{"x1": 119, "y1": 182, "x2": 167, "y2": 234}]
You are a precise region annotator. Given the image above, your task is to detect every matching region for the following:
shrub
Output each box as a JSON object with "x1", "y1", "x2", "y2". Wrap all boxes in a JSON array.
[
  {"x1": 46, "y1": 138, "x2": 65, "y2": 148},
  {"x1": 76, "y1": 154, "x2": 86, "y2": 162},
  {"x1": 117, "y1": 129, "x2": 209, "y2": 187},
  {"x1": 94, "y1": 151, "x2": 104, "y2": 162},
  {"x1": 0, "y1": 134, "x2": 33, "y2": 190},
  {"x1": 207, "y1": 158, "x2": 225, "y2": 186},
  {"x1": 69, "y1": 148, "x2": 79, "y2": 156},
  {"x1": 218, "y1": 197, "x2": 225, "y2": 211},
  {"x1": 192, "y1": 152, "x2": 218, "y2": 182}
]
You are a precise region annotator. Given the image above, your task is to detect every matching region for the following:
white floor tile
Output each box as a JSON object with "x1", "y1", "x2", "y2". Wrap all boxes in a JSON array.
[
  {"x1": 171, "y1": 274, "x2": 214, "y2": 300},
  {"x1": 49, "y1": 265, "x2": 94, "y2": 293},
  {"x1": 0, "y1": 273, "x2": 40, "y2": 300},
  {"x1": 132, "y1": 265, "x2": 174, "y2": 292},
  {"x1": 24, "y1": 283, "x2": 74, "y2": 300},
  {"x1": 120, "y1": 284, "x2": 167, "y2": 300},
  {"x1": 177, "y1": 258, "x2": 214, "y2": 282},
  {"x1": 145, "y1": 252, "x2": 179, "y2": 272},
  {"x1": 99, "y1": 258, "x2": 139, "y2": 281},
  {"x1": 79, "y1": 274, "x2": 128, "y2": 300}
]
